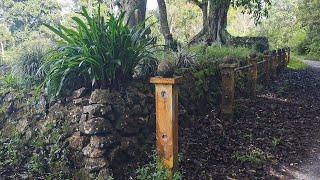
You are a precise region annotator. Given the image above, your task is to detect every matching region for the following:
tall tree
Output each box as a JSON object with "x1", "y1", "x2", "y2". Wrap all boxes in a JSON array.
[
  {"x1": 157, "y1": 0, "x2": 174, "y2": 47},
  {"x1": 189, "y1": 0, "x2": 271, "y2": 45},
  {"x1": 119, "y1": 0, "x2": 147, "y2": 27}
]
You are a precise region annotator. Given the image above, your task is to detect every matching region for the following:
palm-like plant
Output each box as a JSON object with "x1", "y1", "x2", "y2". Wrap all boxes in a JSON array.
[{"x1": 41, "y1": 6, "x2": 155, "y2": 99}]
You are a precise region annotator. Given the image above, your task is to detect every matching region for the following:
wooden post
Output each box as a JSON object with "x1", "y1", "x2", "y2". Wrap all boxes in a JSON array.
[
  {"x1": 219, "y1": 60, "x2": 237, "y2": 121},
  {"x1": 287, "y1": 47, "x2": 291, "y2": 64},
  {"x1": 263, "y1": 51, "x2": 270, "y2": 83},
  {"x1": 249, "y1": 54, "x2": 258, "y2": 98},
  {"x1": 277, "y1": 49, "x2": 282, "y2": 72},
  {"x1": 271, "y1": 50, "x2": 277, "y2": 79},
  {"x1": 282, "y1": 48, "x2": 286, "y2": 68},
  {"x1": 150, "y1": 77, "x2": 183, "y2": 175}
]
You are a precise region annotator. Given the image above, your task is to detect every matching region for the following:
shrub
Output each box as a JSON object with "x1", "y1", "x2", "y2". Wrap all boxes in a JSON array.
[
  {"x1": 12, "y1": 40, "x2": 50, "y2": 86},
  {"x1": 41, "y1": 6, "x2": 155, "y2": 100},
  {"x1": 206, "y1": 45, "x2": 253, "y2": 62},
  {"x1": 0, "y1": 73, "x2": 20, "y2": 89},
  {"x1": 136, "y1": 155, "x2": 182, "y2": 180}
]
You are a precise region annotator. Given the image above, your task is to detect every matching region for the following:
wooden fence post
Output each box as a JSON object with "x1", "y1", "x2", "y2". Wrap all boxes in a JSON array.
[
  {"x1": 287, "y1": 47, "x2": 291, "y2": 64},
  {"x1": 282, "y1": 48, "x2": 286, "y2": 68},
  {"x1": 277, "y1": 49, "x2": 282, "y2": 72},
  {"x1": 271, "y1": 50, "x2": 277, "y2": 79},
  {"x1": 150, "y1": 76, "x2": 183, "y2": 175},
  {"x1": 219, "y1": 59, "x2": 237, "y2": 121},
  {"x1": 249, "y1": 54, "x2": 258, "y2": 98},
  {"x1": 263, "y1": 51, "x2": 270, "y2": 83}
]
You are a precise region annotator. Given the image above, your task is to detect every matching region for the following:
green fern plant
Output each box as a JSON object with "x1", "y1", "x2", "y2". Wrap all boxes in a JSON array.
[{"x1": 41, "y1": 6, "x2": 155, "y2": 100}]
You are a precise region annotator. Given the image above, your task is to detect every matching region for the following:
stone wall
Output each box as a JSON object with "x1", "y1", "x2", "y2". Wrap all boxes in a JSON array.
[
  {"x1": 0, "y1": 76, "x2": 214, "y2": 178},
  {"x1": 68, "y1": 82, "x2": 156, "y2": 178}
]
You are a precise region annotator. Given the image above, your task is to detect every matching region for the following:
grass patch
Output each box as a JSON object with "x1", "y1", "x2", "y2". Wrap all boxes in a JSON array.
[
  {"x1": 206, "y1": 45, "x2": 254, "y2": 61},
  {"x1": 136, "y1": 154, "x2": 182, "y2": 180},
  {"x1": 232, "y1": 148, "x2": 267, "y2": 165},
  {"x1": 287, "y1": 56, "x2": 308, "y2": 70}
]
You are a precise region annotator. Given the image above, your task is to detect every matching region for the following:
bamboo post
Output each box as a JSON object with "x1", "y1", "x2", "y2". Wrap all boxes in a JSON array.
[
  {"x1": 263, "y1": 51, "x2": 270, "y2": 83},
  {"x1": 219, "y1": 59, "x2": 237, "y2": 121},
  {"x1": 150, "y1": 76, "x2": 183, "y2": 175},
  {"x1": 271, "y1": 50, "x2": 277, "y2": 79},
  {"x1": 249, "y1": 54, "x2": 258, "y2": 98}
]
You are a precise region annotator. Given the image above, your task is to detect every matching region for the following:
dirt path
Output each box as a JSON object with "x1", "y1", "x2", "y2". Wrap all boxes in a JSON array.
[
  {"x1": 304, "y1": 60, "x2": 320, "y2": 70},
  {"x1": 282, "y1": 60, "x2": 320, "y2": 180},
  {"x1": 179, "y1": 65, "x2": 320, "y2": 179}
]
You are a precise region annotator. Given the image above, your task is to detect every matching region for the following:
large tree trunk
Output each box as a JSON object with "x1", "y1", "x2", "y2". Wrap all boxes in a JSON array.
[
  {"x1": 189, "y1": 0, "x2": 230, "y2": 45},
  {"x1": 119, "y1": 0, "x2": 147, "y2": 27},
  {"x1": 157, "y1": 0, "x2": 175, "y2": 49}
]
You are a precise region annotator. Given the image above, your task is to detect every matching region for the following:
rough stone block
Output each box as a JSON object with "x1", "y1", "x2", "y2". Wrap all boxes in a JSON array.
[
  {"x1": 80, "y1": 117, "x2": 113, "y2": 135},
  {"x1": 90, "y1": 135, "x2": 120, "y2": 149},
  {"x1": 85, "y1": 157, "x2": 108, "y2": 172}
]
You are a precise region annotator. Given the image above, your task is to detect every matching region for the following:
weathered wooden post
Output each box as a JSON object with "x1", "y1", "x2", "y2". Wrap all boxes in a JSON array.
[
  {"x1": 219, "y1": 58, "x2": 237, "y2": 121},
  {"x1": 150, "y1": 76, "x2": 183, "y2": 175},
  {"x1": 249, "y1": 54, "x2": 258, "y2": 98},
  {"x1": 271, "y1": 50, "x2": 277, "y2": 79},
  {"x1": 282, "y1": 48, "x2": 286, "y2": 68},
  {"x1": 263, "y1": 51, "x2": 271, "y2": 83},
  {"x1": 287, "y1": 47, "x2": 291, "y2": 64},
  {"x1": 277, "y1": 49, "x2": 282, "y2": 72}
]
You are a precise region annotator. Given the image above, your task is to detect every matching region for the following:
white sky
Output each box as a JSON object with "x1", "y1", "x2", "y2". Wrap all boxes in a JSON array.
[
  {"x1": 58, "y1": 0, "x2": 158, "y2": 11},
  {"x1": 147, "y1": 0, "x2": 158, "y2": 10}
]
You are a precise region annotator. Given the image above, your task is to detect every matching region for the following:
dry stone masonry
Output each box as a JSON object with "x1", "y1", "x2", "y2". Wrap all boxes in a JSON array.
[{"x1": 69, "y1": 82, "x2": 156, "y2": 178}]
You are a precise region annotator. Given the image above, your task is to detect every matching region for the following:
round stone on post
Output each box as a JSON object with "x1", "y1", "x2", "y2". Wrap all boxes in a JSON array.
[
  {"x1": 263, "y1": 51, "x2": 270, "y2": 83},
  {"x1": 249, "y1": 53, "x2": 258, "y2": 98},
  {"x1": 150, "y1": 76, "x2": 183, "y2": 175},
  {"x1": 219, "y1": 58, "x2": 237, "y2": 121}
]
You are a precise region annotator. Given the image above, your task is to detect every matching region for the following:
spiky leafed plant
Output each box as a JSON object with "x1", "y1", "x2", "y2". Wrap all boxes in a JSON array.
[{"x1": 41, "y1": 6, "x2": 155, "y2": 100}]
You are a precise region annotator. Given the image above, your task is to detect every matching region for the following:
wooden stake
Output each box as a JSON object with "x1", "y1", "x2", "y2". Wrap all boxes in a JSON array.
[
  {"x1": 150, "y1": 76, "x2": 183, "y2": 174},
  {"x1": 288, "y1": 47, "x2": 291, "y2": 64},
  {"x1": 277, "y1": 49, "x2": 282, "y2": 72},
  {"x1": 249, "y1": 54, "x2": 258, "y2": 98},
  {"x1": 263, "y1": 51, "x2": 270, "y2": 83},
  {"x1": 271, "y1": 50, "x2": 278, "y2": 79},
  {"x1": 219, "y1": 60, "x2": 237, "y2": 121}
]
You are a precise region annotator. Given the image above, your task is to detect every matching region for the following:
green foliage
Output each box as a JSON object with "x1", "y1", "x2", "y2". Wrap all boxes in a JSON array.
[
  {"x1": 136, "y1": 155, "x2": 182, "y2": 180},
  {"x1": 1, "y1": 0, "x2": 61, "y2": 44},
  {"x1": 298, "y1": 0, "x2": 320, "y2": 57},
  {"x1": 41, "y1": 6, "x2": 155, "y2": 100},
  {"x1": 188, "y1": 44, "x2": 207, "y2": 61},
  {"x1": 12, "y1": 40, "x2": 50, "y2": 86},
  {"x1": 271, "y1": 137, "x2": 281, "y2": 148},
  {"x1": 232, "y1": 148, "x2": 266, "y2": 165},
  {"x1": 28, "y1": 153, "x2": 45, "y2": 174},
  {"x1": 0, "y1": 73, "x2": 20, "y2": 89},
  {"x1": 206, "y1": 45, "x2": 253, "y2": 61},
  {"x1": 0, "y1": 131, "x2": 23, "y2": 168},
  {"x1": 287, "y1": 56, "x2": 308, "y2": 70}
]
